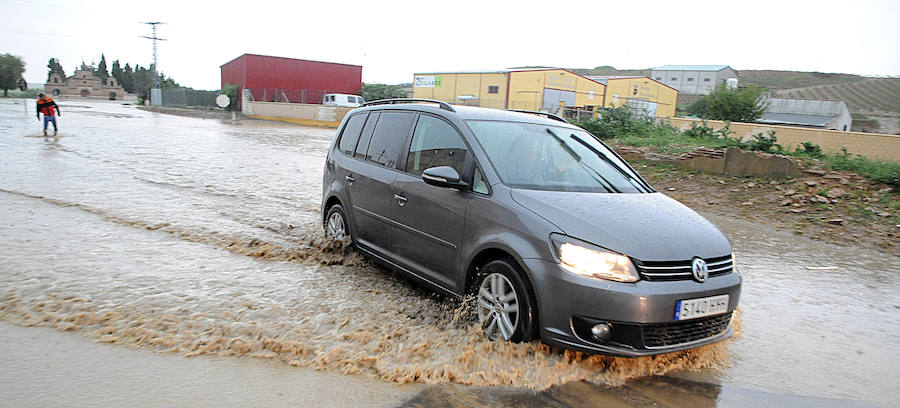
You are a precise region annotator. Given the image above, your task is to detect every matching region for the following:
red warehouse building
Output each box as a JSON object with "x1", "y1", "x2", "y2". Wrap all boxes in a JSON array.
[{"x1": 220, "y1": 53, "x2": 362, "y2": 108}]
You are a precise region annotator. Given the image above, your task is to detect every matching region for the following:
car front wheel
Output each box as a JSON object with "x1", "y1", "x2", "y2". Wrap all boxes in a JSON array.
[{"x1": 476, "y1": 259, "x2": 536, "y2": 342}]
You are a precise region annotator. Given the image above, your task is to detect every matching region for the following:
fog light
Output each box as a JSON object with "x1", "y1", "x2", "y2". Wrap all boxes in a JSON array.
[{"x1": 591, "y1": 323, "x2": 612, "y2": 341}]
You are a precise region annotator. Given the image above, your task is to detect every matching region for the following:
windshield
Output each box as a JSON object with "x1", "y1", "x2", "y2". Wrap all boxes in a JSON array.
[{"x1": 466, "y1": 120, "x2": 652, "y2": 193}]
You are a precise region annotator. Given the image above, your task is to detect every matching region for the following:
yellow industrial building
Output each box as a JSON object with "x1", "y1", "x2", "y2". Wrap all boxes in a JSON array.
[
  {"x1": 587, "y1": 76, "x2": 678, "y2": 117},
  {"x1": 413, "y1": 68, "x2": 678, "y2": 116},
  {"x1": 413, "y1": 69, "x2": 678, "y2": 117}
]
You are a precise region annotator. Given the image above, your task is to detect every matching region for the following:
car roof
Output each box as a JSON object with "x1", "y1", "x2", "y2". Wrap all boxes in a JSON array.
[{"x1": 353, "y1": 102, "x2": 579, "y2": 129}]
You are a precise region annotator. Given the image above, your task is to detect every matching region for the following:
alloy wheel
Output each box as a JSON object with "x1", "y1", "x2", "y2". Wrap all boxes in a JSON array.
[
  {"x1": 477, "y1": 272, "x2": 519, "y2": 341},
  {"x1": 326, "y1": 211, "x2": 346, "y2": 239}
]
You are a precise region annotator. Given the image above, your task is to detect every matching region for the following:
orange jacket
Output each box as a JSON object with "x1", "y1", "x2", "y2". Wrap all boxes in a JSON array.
[{"x1": 37, "y1": 97, "x2": 59, "y2": 117}]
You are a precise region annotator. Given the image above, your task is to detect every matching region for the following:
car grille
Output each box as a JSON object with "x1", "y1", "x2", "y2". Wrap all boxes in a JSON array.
[
  {"x1": 634, "y1": 254, "x2": 733, "y2": 281},
  {"x1": 641, "y1": 312, "x2": 732, "y2": 348}
]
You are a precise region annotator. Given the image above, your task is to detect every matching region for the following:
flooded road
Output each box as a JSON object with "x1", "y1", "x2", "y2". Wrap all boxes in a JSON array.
[{"x1": 1, "y1": 99, "x2": 897, "y2": 406}]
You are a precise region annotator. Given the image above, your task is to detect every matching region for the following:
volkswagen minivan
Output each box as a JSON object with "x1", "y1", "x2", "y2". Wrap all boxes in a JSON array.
[{"x1": 321, "y1": 99, "x2": 741, "y2": 356}]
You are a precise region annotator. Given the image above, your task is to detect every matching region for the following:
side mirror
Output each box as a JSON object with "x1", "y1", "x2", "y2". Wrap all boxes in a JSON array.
[{"x1": 422, "y1": 166, "x2": 468, "y2": 190}]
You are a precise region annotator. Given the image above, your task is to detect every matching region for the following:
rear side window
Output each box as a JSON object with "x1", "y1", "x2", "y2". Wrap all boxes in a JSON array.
[
  {"x1": 406, "y1": 115, "x2": 467, "y2": 177},
  {"x1": 354, "y1": 112, "x2": 380, "y2": 158},
  {"x1": 338, "y1": 113, "x2": 367, "y2": 155},
  {"x1": 365, "y1": 112, "x2": 414, "y2": 168}
]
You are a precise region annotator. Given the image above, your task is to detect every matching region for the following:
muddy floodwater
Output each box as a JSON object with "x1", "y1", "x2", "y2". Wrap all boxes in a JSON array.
[{"x1": 1, "y1": 100, "x2": 897, "y2": 407}]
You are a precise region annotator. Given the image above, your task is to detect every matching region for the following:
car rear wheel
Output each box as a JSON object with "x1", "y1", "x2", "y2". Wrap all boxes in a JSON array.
[
  {"x1": 476, "y1": 259, "x2": 536, "y2": 342},
  {"x1": 325, "y1": 204, "x2": 348, "y2": 240}
]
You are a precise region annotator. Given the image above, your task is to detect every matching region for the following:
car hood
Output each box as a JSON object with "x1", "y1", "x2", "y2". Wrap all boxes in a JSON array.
[{"x1": 510, "y1": 190, "x2": 731, "y2": 261}]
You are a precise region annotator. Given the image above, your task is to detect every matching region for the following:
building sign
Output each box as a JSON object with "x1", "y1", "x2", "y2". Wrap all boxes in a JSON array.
[{"x1": 415, "y1": 75, "x2": 442, "y2": 88}]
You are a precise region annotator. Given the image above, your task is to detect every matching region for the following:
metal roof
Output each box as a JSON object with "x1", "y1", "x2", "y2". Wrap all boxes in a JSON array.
[
  {"x1": 757, "y1": 113, "x2": 833, "y2": 127},
  {"x1": 585, "y1": 75, "x2": 645, "y2": 84},
  {"x1": 652, "y1": 65, "x2": 732, "y2": 72},
  {"x1": 414, "y1": 69, "x2": 509, "y2": 75},
  {"x1": 766, "y1": 98, "x2": 848, "y2": 116}
]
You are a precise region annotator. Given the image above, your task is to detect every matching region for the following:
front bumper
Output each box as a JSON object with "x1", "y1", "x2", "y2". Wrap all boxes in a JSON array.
[{"x1": 523, "y1": 259, "x2": 742, "y2": 357}]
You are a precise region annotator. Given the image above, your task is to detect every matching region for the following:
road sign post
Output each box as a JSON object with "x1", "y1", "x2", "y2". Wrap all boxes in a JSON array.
[{"x1": 216, "y1": 94, "x2": 235, "y2": 122}]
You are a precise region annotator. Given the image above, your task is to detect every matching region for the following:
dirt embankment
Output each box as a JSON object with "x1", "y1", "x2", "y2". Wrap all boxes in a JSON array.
[{"x1": 632, "y1": 159, "x2": 898, "y2": 255}]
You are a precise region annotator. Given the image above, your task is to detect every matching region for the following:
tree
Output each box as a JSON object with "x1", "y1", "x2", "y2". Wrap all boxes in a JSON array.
[
  {"x1": 701, "y1": 84, "x2": 770, "y2": 122},
  {"x1": 361, "y1": 83, "x2": 407, "y2": 102},
  {"x1": 221, "y1": 82, "x2": 239, "y2": 111},
  {"x1": 46, "y1": 57, "x2": 65, "y2": 81},
  {"x1": 111, "y1": 59, "x2": 122, "y2": 85},
  {"x1": 0, "y1": 53, "x2": 26, "y2": 96},
  {"x1": 96, "y1": 54, "x2": 109, "y2": 83},
  {"x1": 686, "y1": 97, "x2": 708, "y2": 118},
  {"x1": 121, "y1": 63, "x2": 134, "y2": 92}
]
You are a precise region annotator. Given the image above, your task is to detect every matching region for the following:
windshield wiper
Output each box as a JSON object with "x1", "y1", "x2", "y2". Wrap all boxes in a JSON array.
[
  {"x1": 568, "y1": 134, "x2": 649, "y2": 193},
  {"x1": 546, "y1": 128, "x2": 616, "y2": 193}
]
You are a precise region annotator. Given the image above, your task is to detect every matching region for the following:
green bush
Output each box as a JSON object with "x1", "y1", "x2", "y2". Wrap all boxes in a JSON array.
[
  {"x1": 794, "y1": 141, "x2": 824, "y2": 158},
  {"x1": 576, "y1": 106, "x2": 656, "y2": 140},
  {"x1": 743, "y1": 130, "x2": 783, "y2": 154},
  {"x1": 682, "y1": 120, "x2": 734, "y2": 140},
  {"x1": 822, "y1": 149, "x2": 900, "y2": 189},
  {"x1": 222, "y1": 82, "x2": 239, "y2": 111},
  {"x1": 694, "y1": 84, "x2": 770, "y2": 122}
]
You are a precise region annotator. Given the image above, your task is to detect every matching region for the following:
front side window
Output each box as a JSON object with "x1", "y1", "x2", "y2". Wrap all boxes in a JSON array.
[
  {"x1": 406, "y1": 115, "x2": 467, "y2": 177},
  {"x1": 365, "y1": 112, "x2": 414, "y2": 168},
  {"x1": 472, "y1": 166, "x2": 489, "y2": 195},
  {"x1": 487, "y1": 85, "x2": 499, "y2": 94},
  {"x1": 466, "y1": 120, "x2": 651, "y2": 193}
]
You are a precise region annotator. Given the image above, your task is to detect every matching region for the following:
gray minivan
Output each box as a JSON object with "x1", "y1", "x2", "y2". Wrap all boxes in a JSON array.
[{"x1": 321, "y1": 99, "x2": 741, "y2": 356}]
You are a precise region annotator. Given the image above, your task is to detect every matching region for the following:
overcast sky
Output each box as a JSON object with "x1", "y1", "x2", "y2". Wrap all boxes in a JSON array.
[{"x1": 3, "y1": 0, "x2": 898, "y2": 90}]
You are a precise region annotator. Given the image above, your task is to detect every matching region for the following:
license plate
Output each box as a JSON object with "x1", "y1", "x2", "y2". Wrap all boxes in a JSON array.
[{"x1": 675, "y1": 294, "x2": 729, "y2": 321}]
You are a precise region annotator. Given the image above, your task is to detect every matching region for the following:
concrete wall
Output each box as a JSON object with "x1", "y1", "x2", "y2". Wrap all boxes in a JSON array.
[
  {"x1": 666, "y1": 117, "x2": 900, "y2": 162},
  {"x1": 244, "y1": 101, "x2": 352, "y2": 127}
]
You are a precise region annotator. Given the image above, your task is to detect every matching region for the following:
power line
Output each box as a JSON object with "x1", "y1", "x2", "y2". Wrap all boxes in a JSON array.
[{"x1": 139, "y1": 21, "x2": 166, "y2": 89}]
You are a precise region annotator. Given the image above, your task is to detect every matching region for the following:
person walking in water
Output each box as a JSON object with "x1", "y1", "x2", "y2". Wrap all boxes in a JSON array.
[{"x1": 36, "y1": 93, "x2": 61, "y2": 136}]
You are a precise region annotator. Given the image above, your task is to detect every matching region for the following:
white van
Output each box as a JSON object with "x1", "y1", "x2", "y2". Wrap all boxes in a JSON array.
[{"x1": 323, "y1": 93, "x2": 365, "y2": 107}]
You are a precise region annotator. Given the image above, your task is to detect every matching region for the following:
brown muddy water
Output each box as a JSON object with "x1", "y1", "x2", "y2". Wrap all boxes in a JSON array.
[{"x1": 0, "y1": 100, "x2": 897, "y2": 407}]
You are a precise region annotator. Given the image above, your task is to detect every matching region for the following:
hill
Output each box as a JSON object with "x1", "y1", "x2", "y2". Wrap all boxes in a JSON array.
[
  {"x1": 776, "y1": 78, "x2": 900, "y2": 113},
  {"x1": 567, "y1": 66, "x2": 651, "y2": 77},
  {"x1": 737, "y1": 70, "x2": 867, "y2": 91}
]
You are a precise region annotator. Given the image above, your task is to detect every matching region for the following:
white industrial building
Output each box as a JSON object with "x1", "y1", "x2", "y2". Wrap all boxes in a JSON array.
[
  {"x1": 651, "y1": 65, "x2": 738, "y2": 95},
  {"x1": 758, "y1": 98, "x2": 852, "y2": 131}
]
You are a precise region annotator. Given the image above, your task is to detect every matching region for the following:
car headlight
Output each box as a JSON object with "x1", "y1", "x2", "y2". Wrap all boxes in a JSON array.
[{"x1": 551, "y1": 234, "x2": 639, "y2": 283}]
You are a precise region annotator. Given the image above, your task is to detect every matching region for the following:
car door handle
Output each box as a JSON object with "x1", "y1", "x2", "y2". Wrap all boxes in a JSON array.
[
  {"x1": 394, "y1": 194, "x2": 408, "y2": 207},
  {"x1": 345, "y1": 175, "x2": 355, "y2": 185}
]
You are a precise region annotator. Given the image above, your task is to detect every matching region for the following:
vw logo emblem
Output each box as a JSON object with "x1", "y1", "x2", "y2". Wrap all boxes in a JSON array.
[{"x1": 691, "y1": 257, "x2": 709, "y2": 282}]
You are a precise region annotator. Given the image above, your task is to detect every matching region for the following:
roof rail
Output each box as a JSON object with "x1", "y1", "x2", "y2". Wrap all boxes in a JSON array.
[
  {"x1": 508, "y1": 109, "x2": 569, "y2": 123},
  {"x1": 362, "y1": 98, "x2": 456, "y2": 112}
]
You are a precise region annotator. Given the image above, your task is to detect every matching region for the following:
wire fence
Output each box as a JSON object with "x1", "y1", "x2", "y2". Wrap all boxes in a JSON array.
[
  {"x1": 161, "y1": 89, "x2": 219, "y2": 107},
  {"x1": 562, "y1": 107, "x2": 599, "y2": 123},
  {"x1": 244, "y1": 88, "x2": 357, "y2": 104}
]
